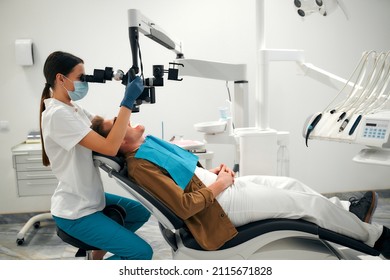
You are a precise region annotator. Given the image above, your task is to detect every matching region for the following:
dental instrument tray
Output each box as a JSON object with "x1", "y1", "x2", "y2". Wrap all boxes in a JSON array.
[
  {"x1": 304, "y1": 111, "x2": 390, "y2": 148},
  {"x1": 194, "y1": 121, "x2": 227, "y2": 134}
]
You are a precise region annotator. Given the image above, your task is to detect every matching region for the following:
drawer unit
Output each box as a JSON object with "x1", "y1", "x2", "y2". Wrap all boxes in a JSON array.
[{"x1": 12, "y1": 143, "x2": 58, "y2": 197}]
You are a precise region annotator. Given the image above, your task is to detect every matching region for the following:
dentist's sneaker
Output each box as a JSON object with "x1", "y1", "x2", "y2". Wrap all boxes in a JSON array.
[{"x1": 349, "y1": 191, "x2": 378, "y2": 223}]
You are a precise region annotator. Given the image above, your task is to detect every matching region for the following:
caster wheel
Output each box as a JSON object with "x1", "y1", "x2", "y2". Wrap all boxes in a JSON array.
[
  {"x1": 16, "y1": 238, "x2": 24, "y2": 245},
  {"x1": 33, "y1": 221, "x2": 40, "y2": 229}
]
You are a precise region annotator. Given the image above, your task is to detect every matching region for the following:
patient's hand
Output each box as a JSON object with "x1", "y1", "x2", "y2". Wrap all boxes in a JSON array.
[
  {"x1": 210, "y1": 164, "x2": 235, "y2": 177},
  {"x1": 209, "y1": 165, "x2": 234, "y2": 197},
  {"x1": 216, "y1": 165, "x2": 234, "y2": 187}
]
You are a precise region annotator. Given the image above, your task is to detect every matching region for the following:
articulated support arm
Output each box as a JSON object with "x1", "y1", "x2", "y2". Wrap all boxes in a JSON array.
[{"x1": 128, "y1": 9, "x2": 183, "y2": 75}]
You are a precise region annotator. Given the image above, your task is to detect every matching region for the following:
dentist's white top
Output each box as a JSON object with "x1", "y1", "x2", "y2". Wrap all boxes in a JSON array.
[{"x1": 42, "y1": 98, "x2": 105, "y2": 219}]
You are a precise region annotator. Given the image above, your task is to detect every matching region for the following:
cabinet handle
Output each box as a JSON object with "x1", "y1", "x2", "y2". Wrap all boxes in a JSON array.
[
  {"x1": 27, "y1": 182, "x2": 56, "y2": 186},
  {"x1": 14, "y1": 152, "x2": 29, "y2": 156},
  {"x1": 25, "y1": 174, "x2": 56, "y2": 179},
  {"x1": 26, "y1": 158, "x2": 42, "y2": 162},
  {"x1": 26, "y1": 166, "x2": 50, "y2": 170}
]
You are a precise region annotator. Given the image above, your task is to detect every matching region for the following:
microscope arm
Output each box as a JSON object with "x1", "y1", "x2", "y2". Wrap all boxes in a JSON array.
[
  {"x1": 174, "y1": 59, "x2": 247, "y2": 81},
  {"x1": 128, "y1": 9, "x2": 183, "y2": 73}
]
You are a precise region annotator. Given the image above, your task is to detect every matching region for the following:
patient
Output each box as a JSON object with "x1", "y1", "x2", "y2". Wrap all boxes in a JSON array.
[{"x1": 91, "y1": 115, "x2": 390, "y2": 258}]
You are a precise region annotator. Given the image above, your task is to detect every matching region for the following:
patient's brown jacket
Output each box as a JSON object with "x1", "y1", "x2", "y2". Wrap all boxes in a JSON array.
[{"x1": 125, "y1": 150, "x2": 238, "y2": 250}]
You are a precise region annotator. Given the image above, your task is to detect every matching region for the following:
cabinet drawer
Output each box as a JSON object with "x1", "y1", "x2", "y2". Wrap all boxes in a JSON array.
[
  {"x1": 15, "y1": 154, "x2": 43, "y2": 164},
  {"x1": 17, "y1": 179, "x2": 58, "y2": 197},
  {"x1": 16, "y1": 163, "x2": 52, "y2": 172},
  {"x1": 17, "y1": 170, "x2": 57, "y2": 180}
]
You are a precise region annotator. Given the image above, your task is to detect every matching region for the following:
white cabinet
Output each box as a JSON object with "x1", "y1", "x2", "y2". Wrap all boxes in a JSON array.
[{"x1": 12, "y1": 143, "x2": 58, "y2": 197}]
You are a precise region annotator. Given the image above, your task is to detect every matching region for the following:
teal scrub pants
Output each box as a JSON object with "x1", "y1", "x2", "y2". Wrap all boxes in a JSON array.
[{"x1": 53, "y1": 192, "x2": 153, "y2": 260}]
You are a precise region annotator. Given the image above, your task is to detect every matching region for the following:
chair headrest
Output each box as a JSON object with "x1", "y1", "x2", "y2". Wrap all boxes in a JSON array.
[{"x1": 92, "y1": 152, "x2": 125, "y2": 172}]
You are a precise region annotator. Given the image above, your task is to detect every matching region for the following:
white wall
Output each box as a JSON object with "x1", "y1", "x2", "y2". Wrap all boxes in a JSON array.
[{"x1": 0, "y1": 0, "x2": 389, "y2": 214}]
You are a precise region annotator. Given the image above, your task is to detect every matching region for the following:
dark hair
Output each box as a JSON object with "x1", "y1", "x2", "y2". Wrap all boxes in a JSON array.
[
  {"x1": 91, "y1": 116, "x2": 124, "y2": 157},
  {"x1": 90, "y1": 115, "x2": 109, "y2": 137},
  {"x1": 39, "y1": 51, "x2": 84, "y2": 166}
]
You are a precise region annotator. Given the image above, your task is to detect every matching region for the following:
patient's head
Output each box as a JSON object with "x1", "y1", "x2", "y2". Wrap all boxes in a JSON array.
[{"x1": 91, "y1": 115, "x2": 145, "y2": 153}]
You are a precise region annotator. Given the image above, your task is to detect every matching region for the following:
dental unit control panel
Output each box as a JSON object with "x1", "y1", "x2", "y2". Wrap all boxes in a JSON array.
[
  {"x1": 305, "y1": 111, "x2": 390, "y2": 149},
  {"x1": 359, "y1": 113, "x2": 390, "y2": 148}
]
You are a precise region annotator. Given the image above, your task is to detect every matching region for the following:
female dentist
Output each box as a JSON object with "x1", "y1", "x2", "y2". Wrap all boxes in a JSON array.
[{"x1": 39, "y1": 51, "x2": 153, "y2": 260}]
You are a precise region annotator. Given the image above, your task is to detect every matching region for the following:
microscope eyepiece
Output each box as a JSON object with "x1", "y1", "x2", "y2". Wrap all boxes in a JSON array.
[
  {"x1": 80, "y1": 67, "x2": 119, "y2": 83},
  {"x1": 79, "y1": 64, "x2": 170, "y2": 113}
]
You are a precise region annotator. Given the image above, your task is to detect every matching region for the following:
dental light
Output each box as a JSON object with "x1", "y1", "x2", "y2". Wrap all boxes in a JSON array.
[{"x1": 293, "y1": 0, "x2": 343, "y2": 17}]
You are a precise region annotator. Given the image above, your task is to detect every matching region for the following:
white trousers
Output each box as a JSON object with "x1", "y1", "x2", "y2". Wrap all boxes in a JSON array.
[{"x1": 216, "y1": 175, "x2": 383, "y2": 246}]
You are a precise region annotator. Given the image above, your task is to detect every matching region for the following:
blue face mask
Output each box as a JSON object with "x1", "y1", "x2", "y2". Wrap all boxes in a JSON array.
[{"x1": 63, "y1": 76, "x2": 89, "y2": 101}]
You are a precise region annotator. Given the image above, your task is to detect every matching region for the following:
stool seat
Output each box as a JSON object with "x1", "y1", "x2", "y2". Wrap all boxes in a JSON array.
[
  {"x1": 57, "y1": 227, "x2": 99, "y2": 258},
  {"x1": 56, "y1": 204, "x2": 126, "y2": 259}
]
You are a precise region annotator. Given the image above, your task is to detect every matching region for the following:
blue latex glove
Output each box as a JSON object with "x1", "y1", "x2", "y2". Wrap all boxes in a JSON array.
[{"x1": 120, "y1": 76, "x2": 144, "y2": 110}]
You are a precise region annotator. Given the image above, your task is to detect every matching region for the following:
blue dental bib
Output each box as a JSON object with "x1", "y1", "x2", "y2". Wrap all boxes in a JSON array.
[{"x1": 135, "y1": 135, "x2": 198, "y2": 189}]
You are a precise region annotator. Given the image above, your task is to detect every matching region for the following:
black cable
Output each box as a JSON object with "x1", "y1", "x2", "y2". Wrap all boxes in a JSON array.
[{"x1": 136, "y1": 38, "x2": 144, "y2": 82}]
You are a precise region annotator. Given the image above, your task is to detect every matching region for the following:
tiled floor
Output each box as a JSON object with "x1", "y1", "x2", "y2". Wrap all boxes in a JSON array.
[{"x1": 0, "y1": 190, "x2": 389, "y2": 260}]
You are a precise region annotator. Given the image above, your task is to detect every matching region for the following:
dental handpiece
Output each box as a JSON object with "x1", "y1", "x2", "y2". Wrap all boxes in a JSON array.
[{"x1": 339, "y1": 119, "x2": 349, "y2": 132}]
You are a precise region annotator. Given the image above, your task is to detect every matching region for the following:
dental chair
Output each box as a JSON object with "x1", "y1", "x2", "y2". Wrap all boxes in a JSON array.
[{"x1": 93, "y1": 153, "x2": 383, "y2": 260}]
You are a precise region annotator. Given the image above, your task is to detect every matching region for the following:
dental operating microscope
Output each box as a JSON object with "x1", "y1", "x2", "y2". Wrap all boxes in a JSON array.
[{"x1": 79, "y1": 9, "x2": 184, "y2": 113}]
